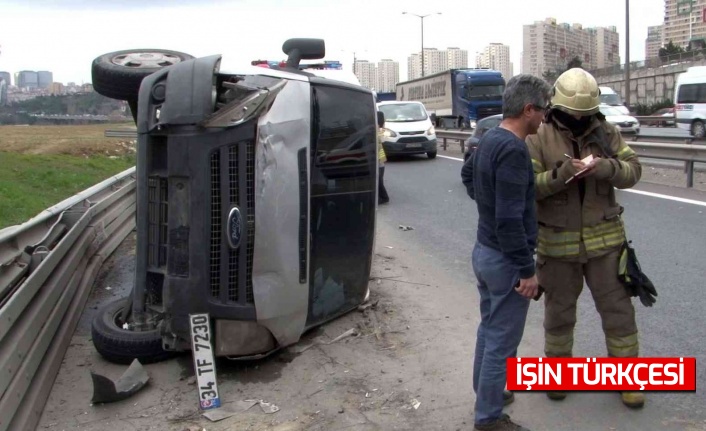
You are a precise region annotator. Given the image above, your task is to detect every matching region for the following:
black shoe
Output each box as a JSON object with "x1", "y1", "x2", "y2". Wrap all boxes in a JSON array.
[
  {"x1": 503, "y1": 390, "x2": 514, "y2": 406},
  {"x1": 474, "y1": 414, "x2": 530, "y2": 431}
]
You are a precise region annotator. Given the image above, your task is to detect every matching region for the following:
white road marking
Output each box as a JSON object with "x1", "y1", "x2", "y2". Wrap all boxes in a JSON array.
[
  {"x1": 620, "y1": 189, "x2": 706, "y2": 207},
  {"x1": 438, "y1": 155, "x2": 463, "y2": 162},
  {"x1": 438, "y1": 153, "x2": 706, "y2": 207}
]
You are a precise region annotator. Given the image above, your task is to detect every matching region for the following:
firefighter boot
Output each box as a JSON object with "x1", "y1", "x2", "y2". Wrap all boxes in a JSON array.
[
  {"x1": 621, "y1": 392, "x2": 645, "y2": 408},
  {"x1": 545, "y1": 333, "x2": 572, "y2": 401}
]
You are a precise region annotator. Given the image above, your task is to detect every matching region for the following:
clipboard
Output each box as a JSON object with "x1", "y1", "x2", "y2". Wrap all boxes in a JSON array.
[{"x1": 564, "y1": 154, "x2": 596, "y2": 185}]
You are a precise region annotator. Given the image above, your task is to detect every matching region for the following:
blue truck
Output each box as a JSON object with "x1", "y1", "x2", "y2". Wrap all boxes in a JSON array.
[{"x1": 395, "y1": 69, "x2": 505, "y2": 129}]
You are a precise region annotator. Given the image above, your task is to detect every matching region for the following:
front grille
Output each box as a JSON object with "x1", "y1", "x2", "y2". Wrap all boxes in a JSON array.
[
  {"x1": 398, "y1": 136, "x2": 428, "y2": 144},
  {"x1": 478, "y1": 106, "x2": 502, "y2": 119},
  {"x1": 399, "y1": 130, "x2": 425, "y2": 136},
  {"x1": 147, "y1": 177, "x2": 168, "y2": 267},
  {"x1": 210, "y1": 152, "x2": 222, "y2": 298},
  {"x1": 210, "y1": 140, "x2": 256, "y2": 304}
]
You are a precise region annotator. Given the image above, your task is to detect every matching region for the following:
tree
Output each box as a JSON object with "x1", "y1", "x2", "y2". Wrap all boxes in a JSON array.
[
  {"x1": 566, "y1": 56, "x2": 583, "y2": 70},
  {"x1": 658, "y1": 40, "x2": 685, "y2": 61}
]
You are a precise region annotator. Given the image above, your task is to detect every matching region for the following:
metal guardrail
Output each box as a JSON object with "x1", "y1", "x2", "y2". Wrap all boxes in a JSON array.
[
  {"x1": 436, "y1": 130, "x2": 706, "y2": 187},
  {"x1": 0, "y1": 167, "x2": 136, "y2": 431},
  {"x1": 105, "y1": 129, "x2": 138, "y2": 138}
]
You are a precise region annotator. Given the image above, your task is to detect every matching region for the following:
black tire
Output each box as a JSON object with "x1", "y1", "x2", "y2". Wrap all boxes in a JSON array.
[
  {"x1": 91, "y1": 49, "x2": 194, "y2": 101},
  {"x1": 427, "y1": 151, "x2": 437, "y2": 159},
  {"x1": 91, "y1": 297, "x2": 174, "y2": 364}
]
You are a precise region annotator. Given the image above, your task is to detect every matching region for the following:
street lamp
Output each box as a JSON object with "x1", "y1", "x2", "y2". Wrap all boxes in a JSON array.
[{"x1": 402, "y1": 11, "x2": 441, "y2": 77}]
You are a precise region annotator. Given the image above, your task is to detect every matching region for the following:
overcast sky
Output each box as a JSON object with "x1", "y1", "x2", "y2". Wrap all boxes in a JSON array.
[{"x1": 0, "y1": 0, "x2": 664, "y2": 84}]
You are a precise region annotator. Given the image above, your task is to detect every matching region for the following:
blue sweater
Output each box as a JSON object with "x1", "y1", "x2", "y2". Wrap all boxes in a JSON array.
[{"x1": 461, "y1": 127, "x2": 537, "y2": 278}]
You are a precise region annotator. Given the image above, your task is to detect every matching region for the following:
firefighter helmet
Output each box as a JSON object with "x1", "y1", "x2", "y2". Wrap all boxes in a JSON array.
[{"x1": 551, "y1": 68, "x2": 600, "y2": 116}]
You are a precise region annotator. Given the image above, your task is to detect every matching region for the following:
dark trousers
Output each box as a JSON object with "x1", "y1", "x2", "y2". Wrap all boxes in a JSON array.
[{"x1": 378, "y1": 166, "x2": 389, "y2": 203}]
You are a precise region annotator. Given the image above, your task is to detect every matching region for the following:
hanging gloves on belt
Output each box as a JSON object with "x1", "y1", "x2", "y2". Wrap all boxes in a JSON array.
[{"x1": 618, "y1": 240, "x2": 658, "y2": 307}]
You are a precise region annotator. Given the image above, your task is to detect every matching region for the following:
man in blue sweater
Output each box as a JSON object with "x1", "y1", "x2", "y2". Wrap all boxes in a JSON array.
[{"x1": 461, "y1": 74, "x2": 551, "y2": 431}]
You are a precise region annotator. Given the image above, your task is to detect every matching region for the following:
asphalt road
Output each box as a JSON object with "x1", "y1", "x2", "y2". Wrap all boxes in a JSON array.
[{"x1": 379, "y1": 153, "x2": 706, "y2": 430}]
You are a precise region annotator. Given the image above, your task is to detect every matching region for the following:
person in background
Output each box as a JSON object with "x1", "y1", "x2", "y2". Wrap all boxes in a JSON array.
[
  {"x1": 377, "y1": 112, "x2": 389, "y2": 204},
  {"x1": 461, "y1": 74, "x2": 551, "y2": 431}
]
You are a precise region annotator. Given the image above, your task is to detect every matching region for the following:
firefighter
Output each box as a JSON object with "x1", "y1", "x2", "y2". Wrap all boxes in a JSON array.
[{"x1": 525, "y1": 68, "x2": 644, "y2": 408}]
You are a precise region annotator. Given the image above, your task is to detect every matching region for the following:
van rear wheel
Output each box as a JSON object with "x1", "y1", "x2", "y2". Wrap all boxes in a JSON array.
[{"x1": 692, "y1": 120, "x2": 705, "y2": 138}]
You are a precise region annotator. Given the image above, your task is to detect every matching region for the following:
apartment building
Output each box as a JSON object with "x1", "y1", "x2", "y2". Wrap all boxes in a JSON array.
[
  {"x1": 645, "y1": 24, "x2": 664, "y2": 59},
  {"x1": 663, "y1": 0, "x2": 706, "y2": 49},
  {"x1": 476, "y1": 43, "x2": 514, "y2": 79},
  {"x1": 522, "y1": 17, "x2": 620, "y2": 77},
  {"x1": 376, "y1": 59, "x2": 399, "y2": 92}
]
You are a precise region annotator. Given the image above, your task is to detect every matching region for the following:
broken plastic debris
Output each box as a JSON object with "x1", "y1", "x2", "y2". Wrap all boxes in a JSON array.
[
  {"x1": 398, "y1": 225, "x2": 414, "y2": 231},
  {"x1": 122, "y1": 322, "x2": 129, "y2": 330},
  {"x1": 258, "y1": 400, "x2": 280, "y2": 414},
  {"x1": 203, "y1": 408, "x2": 238, "y2": 422},
  {"x1": 411, "y1": 398, "x2": 421, "y2": 410},
  {"x1": 329, "y1": 328, "x2": 358, "y2": 344},
  {"x1": 90, "y1": 359, "x2": 149, "y2": 404},
  {"x1": 385, "y1": 246, "x2": 394, "y2": 249}
]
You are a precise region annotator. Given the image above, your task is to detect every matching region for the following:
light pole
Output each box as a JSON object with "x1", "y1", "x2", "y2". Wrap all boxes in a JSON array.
[
  {"x1": 402, "y1": 11, "x2": 441, "y2": 77},
  {"x1": 625, "y1": 0, "x2": 630, "y2": 111}
]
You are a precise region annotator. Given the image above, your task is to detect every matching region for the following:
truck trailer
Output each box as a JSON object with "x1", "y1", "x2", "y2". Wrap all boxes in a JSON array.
[{"x1": 396, "y1": 69, "x2": 505, "y2": 129}]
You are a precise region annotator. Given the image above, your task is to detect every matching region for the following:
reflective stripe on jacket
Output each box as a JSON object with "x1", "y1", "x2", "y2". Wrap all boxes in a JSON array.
[{"x1": 526, "y1": 116, "x2": 641, "y2": 261}]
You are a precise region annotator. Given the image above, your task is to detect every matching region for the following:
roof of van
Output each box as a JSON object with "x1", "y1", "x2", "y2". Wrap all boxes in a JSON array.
[{"x1": 377, "y1": 101, "x2": 424, "y2": 106}]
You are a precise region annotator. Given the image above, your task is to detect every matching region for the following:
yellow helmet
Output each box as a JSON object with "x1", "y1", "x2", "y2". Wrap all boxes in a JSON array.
[{"x1": 551, "y1": 68, "x2": 600, "y2": 116}]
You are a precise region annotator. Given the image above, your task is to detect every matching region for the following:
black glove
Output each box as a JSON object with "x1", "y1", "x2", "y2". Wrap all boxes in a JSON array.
[{"x1": 619, "y1": 241, "x2": 658, "y2": 307}]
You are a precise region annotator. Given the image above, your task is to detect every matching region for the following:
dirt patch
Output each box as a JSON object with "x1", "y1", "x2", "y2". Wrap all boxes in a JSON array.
[{"x1": 0, "y1": 124, "x2": 136, "y2": 157}]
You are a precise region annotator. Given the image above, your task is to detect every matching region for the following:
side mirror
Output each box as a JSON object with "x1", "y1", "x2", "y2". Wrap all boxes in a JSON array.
[
  {"x1": 282, "y1": 38, "x2": 325, "y2": 68},
  {"x1": 377, "y1": 111, "x2": 385, "y2": 128}
]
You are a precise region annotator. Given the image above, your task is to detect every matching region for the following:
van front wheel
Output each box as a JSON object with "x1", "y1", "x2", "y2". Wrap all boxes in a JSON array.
[{"x1": 692, "y1": 120, "x2": 705, "y2": 138}]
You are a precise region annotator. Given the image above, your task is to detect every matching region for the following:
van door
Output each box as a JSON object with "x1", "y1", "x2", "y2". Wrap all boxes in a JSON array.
[{"x1": 306, "y1": 81, "x2": 377, "y2": 327}]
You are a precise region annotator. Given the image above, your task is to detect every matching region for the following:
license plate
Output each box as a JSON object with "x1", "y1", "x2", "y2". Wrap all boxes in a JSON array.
[
  {"x1": 406, "y1": 143, "x2": 422, "y2": 148},
  {"x1": 189, "y1": 313, "x2": 221, "y2": 410}
]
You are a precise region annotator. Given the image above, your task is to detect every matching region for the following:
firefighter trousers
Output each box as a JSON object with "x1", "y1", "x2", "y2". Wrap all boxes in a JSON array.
[{"x1": 537, "y1": 248, "x2": 639, "y2": 358}]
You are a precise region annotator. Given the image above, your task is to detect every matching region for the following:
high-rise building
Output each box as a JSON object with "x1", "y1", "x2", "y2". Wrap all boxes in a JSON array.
[
  {"x1": 0, "y1": 72, "x2": 11, "y2": 86},
  {"x1": 376, "y1": 59, "x2": 399, "y2": 92},
  {"x1": 447, "y1": 47, "x2": 469, "y2": 69},
  {"x1": 662, "y1": 0, "x2": 706, "y2": 49},
  {"x1": 645, "y1": 25, "x2": 664, "y2": 59},
  {"x1": 522, "y1": 17, "x2": 620, "y2": 77},
  {"x1": 422, "y1": 48, "x2": 447, "y2": 77},
  {"x1": 476, "y1": 43, "x2": 514, "y2": 79},
  {"x1": 37, "y1": 71, "x2": 53, "y2": 89},
  {"x1": 353, "y1": 60, "x2": 377, "y2": 90},
  {"x1": 408, "y1": 53, "x2": 422, "y2": 80},
  {"x1": 15, "y1": 71, "x2": 39, "y2": 89}
]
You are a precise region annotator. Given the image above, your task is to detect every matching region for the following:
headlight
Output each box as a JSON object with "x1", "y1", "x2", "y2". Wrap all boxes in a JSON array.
[
  {"x1": 470, "y1": 120, "x2": 477, "y2": 129},
  {"x1": 426, "y1": 126, "x2": 435, "y2": 136},
  {"x1": 382, "y1": 128, "x2": 397, "y2": 138}
]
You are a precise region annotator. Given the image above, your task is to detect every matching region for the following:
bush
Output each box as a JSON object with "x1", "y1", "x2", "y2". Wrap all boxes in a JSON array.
[{"x1": 632, "y1": 100, "x2": 673, "y2": 116}]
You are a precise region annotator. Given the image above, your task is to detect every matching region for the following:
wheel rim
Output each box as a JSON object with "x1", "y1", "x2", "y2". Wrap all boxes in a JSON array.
[
  {"x1": 111, "y1": 52, "x2": 183, "y2": 69},
  {"x1": 112, "y1": 305, "x2": 160, "y2": 331}
]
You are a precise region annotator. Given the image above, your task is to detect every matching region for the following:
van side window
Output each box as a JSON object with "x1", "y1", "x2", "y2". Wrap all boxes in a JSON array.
[{"x1": 677, "y1": 83, "x2": 706, "y2": 103}]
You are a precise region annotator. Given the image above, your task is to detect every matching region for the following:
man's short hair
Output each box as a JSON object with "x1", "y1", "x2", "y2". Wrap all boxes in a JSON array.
[{"x1": 502, "y1": 74, "x2": 551, "y2": 119}]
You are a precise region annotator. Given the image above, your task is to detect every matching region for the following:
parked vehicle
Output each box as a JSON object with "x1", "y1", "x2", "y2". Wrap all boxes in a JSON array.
[
  {"x1": 375, "y1": 92, "x2": 396, "y2": 102},
  {"x1": 599, "y1": 104, "x2": 640, "y2": 134},
  {"x1": 646, "y1": 107, "x2": 675, "y2": 127},
  {"x1": 463, "y1": 114, "x2": 502, "y2": 162},
  {"x1": 90, "y1": 39, "x2": 379, "y2": 364},
  {"x1": 598, "y1": 86, "x2": 629, "y2": 115},
  {"x1": 396, "y1": 69, "x2": 505, "y2": 129},
  {"x1": 675, "y1": 66, "x2": 706, "y2": 138},
  {"x1": 377, "y1": 101, "x2": 437, "y2": 159}
]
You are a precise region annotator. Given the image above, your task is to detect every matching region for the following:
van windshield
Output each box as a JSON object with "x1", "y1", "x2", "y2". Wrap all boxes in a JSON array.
[
  {"x1": 600, "y1": 93, "x2": 623, "y2": 106},
  {"x1": 378, "y1": 103, "x2": 428, "y2": 122}
]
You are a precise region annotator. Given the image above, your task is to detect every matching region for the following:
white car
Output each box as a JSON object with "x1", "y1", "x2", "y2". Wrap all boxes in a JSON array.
[{"x1": 599, "y1": 104, "x2": 640, "y2": 134}]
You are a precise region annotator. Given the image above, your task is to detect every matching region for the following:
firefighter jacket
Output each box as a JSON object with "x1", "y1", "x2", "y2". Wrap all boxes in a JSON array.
[{"x1": 526, "y1": 115, "x2": 641, "y2": 261}]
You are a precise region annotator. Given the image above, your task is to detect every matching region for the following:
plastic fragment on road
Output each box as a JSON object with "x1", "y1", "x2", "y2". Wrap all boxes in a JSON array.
[{"x1": 90, "y1": 359, "x2": 149, "y2": 404}]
